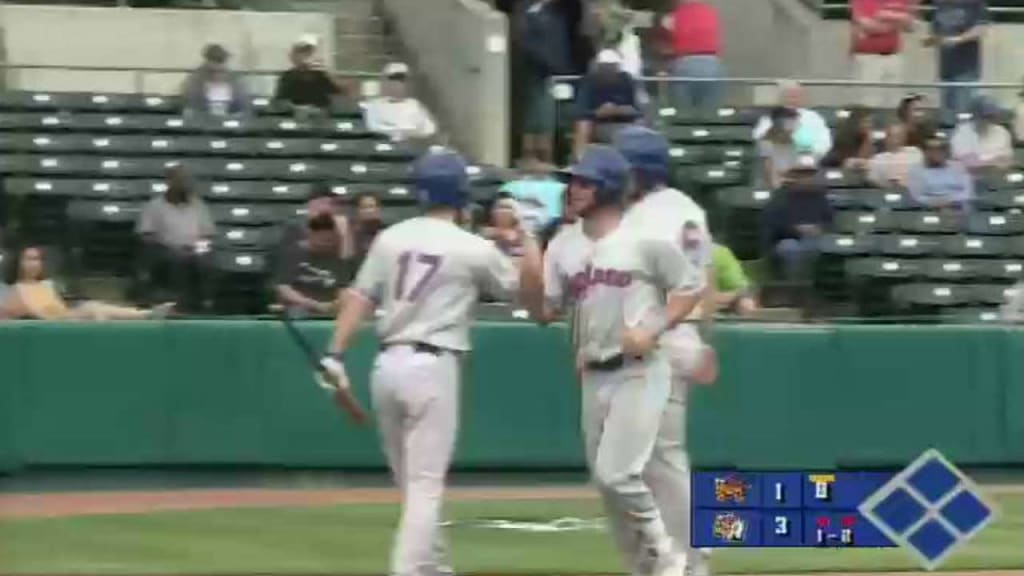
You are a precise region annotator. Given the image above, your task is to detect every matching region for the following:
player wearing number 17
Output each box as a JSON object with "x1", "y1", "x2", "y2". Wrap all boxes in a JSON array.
[{"x1": 320, "y1": 149, "x2": 543, "y2": 576}]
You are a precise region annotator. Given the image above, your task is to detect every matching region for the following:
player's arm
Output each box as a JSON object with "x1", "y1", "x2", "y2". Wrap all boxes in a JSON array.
[
  {"x1": 522, "y1": 240, "x2": 566, "y2": 325},
  {"x1": 323, "y1": 238, "x2": 385, "y2": 376}
]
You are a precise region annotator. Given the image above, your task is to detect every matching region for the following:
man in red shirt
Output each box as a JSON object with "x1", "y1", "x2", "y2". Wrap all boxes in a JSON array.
[
  {"x1": 662, "y1": 0, "x2": 724, "y2": 111},
  {"x1": 850, "y1": 0, "x2": 917, "y2": 107}
]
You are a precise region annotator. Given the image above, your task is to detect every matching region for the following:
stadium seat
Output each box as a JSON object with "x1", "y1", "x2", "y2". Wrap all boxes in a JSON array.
[
  {"x1": 665, "y1": 125, "x2": 752, "y2": 145},
  {"x1": 208, "y1": 203, "x2": 280, "y2": 226},
  {"x1": 211, "y1": 250, "x2": 270, "y2": 315},
  {"x1": 251, "y1": 137, "x2": 319, "y2": 158},
  {"x1": 660, "y1": 106, "x2": 760, "y2": 126},
  {"x1": 919, "y1": 259, "x2": 981, "y2": 282},
  {"x1": 331, "y1": 161, "x2": 411, "y2": 183},
  {"x1": 176, "y1": 136, "x2": 264, "y2": 156},
  {"x1": 845, "y1": 257, "x2": 919, "y2": 280},
  {"x1": 138, "y1": 95, "x2": 180, "y2": 114},
  {"x1": 940, "y1": 307, "x2": 1004, "y2": 324},
  {"x1": 67, "y1": 199, "x2": 142, "y2": 224},
  {"x1": 860, "y1": 188, "x2": 916, "y2": 211},
  {"x1": 313, "y1": 139, "x2": 417, "y2": 162},
  {"x1": 976, "y1": 259, "x2": 1024, "y2": 282},
  {"x1": 834, "y1": 210, "x2": 896, "y2": 234},
  {"x1": 197, "y1": 181, "x2": 312, "y2": 202},
  {"x1": 972, "y1": 284, "x2": 1019, "y2": 306},
  {"x1": 976, "y1": 188, "x2": 1024, "y2": 210},
  {"x1": 878, "y1": 234, "x2": 939, "y2": 257},
  {"x1": 821, "y1": 168, "x2": 868, "y2": 189},
  {"x1": 891, "y1": 283, "x2": 972, "y2": 308},
  {"x1": 213, "y1": 226, "x2": 283, "y2": 250},
  {"x1": 940, "y1": 235, "x2": 1008, "y2": 258},
  {"x1": 965, "y1": 212, "x2": 1024, "y2": 235},
  {"x1": 819, "y1": 233, "x2": 878, "y2": 256},
  {"x1": 717, "y1": 187, "x2": 772, "y2": 210},
  {"x1": 895, "y1": 211, "x2": 962, "y2": 234},
  {"x1": 983, "y1": 170, "x2": 1024, "y2": 190}
]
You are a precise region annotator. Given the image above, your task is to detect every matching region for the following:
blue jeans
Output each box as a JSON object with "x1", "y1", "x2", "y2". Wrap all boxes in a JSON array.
[
  {"x1": 671, "y1": 55, "x2": 723, "y2": 112},
  {"x1": 775, "y1": 237, "x2": 820, "y2": 282},
  {"x1": 940, "y1": 69, "x2": 979, "y2": 125}
]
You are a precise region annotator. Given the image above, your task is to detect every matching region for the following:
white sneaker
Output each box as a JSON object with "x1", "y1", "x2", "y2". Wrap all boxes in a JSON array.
[{"x1": 652, "y1": 553, "x2": 687, "y2": 576}]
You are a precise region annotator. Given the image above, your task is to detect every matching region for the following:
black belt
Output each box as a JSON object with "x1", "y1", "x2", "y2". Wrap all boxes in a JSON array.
[
  {"x1": 382, "y1": 342, "x2": 446, "y2": 356},
  {"x1": 584, "y1": 353, "x2": 639, "y2": 372}
]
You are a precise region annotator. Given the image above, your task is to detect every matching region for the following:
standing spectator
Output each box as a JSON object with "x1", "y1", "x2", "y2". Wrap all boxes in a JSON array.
[
  {"x1": 711, "y1": 242, "x2": 758, "y2": 316},
  {"x1": 850, "y1": 0, "x2": 916, "y2": 108},
  {"x1": 362, "y1": 62, "x2": 437, "y2": 142},
  {"x1": 572, "y1": 49, "x2": 640, "y2": 157},
  {"x1": 868, "y1": 123, "x2": 924, "y2": 187},
  {"x1": 350, "y1": 193, "x2": 384, "y2": 265},
  {"x1": 897, "y1": 93, "x2": 935, "y2": 149},
  {"x1": 762, "y1": 154, "x2": 834, "y2": 284},
  {"x1": 181, "y1": 44, "x2": 251, "y2": 117},
  {"x1": 906, "y1": 135, "x2": 974, "y2": 210},
  {"x1": 273, "y1": 213, "x2": 351, "y2": 318},
  {"x1": 753, "y1": 80, "x2": 833, "y2": 161},
  {"x1": 136, "y1": 166, "x2": 216, "y2": 313},
  {"x1": 274, "y1": 34, "x2": 350, "y2": 113},
  {"x1": 518, "y1": 0, "x2": 573, "y2": 164},
  {"x1": 664, "y1": 0, "x2": 724, "y2": 111},
  {"x1": 951, "y1": 95, "x2": 1013, "y2": 171},
  {"x1": 823, "y1": 107, "x2": 875, "y2": 170},
  {"x1": 925, "y1": 0, "x2": 989, "y2": 123},
  {"x1": 278, "y1": 183, "x2": 353, "y2": 261},
  {"x1": 758, "y1": 106, "x2": 800, "y2": 190}
]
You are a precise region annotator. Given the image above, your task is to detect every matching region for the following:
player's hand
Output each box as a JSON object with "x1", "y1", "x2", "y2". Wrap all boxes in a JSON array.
[
  {"x1": 621, "y1": 327, "x2": 658, "y2": 358},
  {"x1": 690, "y1": 345, "x2": 719, "y2": 386},
  {"x1": 317, "y1": 355, "x2": 351, "y2": 391}
]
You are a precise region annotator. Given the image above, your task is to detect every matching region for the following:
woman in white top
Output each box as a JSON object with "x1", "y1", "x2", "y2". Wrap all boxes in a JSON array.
[
  {"x1": 868, "y1": 123, "x2": 924, "y2": 188},
  {"x1": 361, "y1": 62, "x2": 437, "y2": 142}
]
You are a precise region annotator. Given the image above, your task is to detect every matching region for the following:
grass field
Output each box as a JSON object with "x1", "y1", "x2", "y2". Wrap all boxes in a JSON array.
[{"x1": 1, "y1": 491, "x2": 1022, "y2": 574}]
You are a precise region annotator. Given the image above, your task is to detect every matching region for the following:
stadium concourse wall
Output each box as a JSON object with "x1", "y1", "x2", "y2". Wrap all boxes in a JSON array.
[
  {"x1": 0, "y1": 5, "x2": 335, "y2": 95},
  {"x1": 1, "y1": 321, "x2": 1023, "y2": 474}
]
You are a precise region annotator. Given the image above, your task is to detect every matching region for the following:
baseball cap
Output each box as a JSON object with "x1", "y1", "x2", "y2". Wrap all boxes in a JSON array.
[
  {"x1": 613, "y1": 125, "x2": 670, "y2": 173},
  {"x1": 595, "y1": 49, "x2": 622, "y2": 66},
  {"x1": 560, "y1": 145, "x2": 629, "y2": 192},
  {"x1": 295, "y1": 34, "x2": 319, "y2": 48},
  {"x1": 382, "y1": 62, "x2": 409, "y2": 79}
]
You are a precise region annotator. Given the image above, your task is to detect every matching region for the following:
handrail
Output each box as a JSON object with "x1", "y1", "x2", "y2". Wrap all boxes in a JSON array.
[{"x1": 549, "y1": 75, "x2": 1023, "y2": 89}]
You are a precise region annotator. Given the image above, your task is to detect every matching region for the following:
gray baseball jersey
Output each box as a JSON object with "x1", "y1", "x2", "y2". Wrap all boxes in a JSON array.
[
  {"x1": 574, "y1": 227, "x2": 704, "y2": 363},
  {"x1": 623, "y1": 186, "x2": 711, "y2": 269},
  {"x1": 352, "y1": 216, "x2": 519, "y2": 351}
]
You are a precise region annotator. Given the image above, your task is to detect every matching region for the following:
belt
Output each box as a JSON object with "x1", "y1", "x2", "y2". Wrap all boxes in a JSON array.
[
  {"x1": 381, "y1": 341, "x2": 446, "y2": 356},
  {"x1": 584, "y1": 353, "x2": 641, "y2": 372}
]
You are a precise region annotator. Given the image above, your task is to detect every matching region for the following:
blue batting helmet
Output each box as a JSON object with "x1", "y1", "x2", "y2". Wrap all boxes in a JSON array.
[
  {"x1": 562, "y1": 144, "x2": 630, "y2": 209},
  {"x1": 613, "y1": 125, "x2": 670, "y2": 184},
  {"x1": 413, "y1": 149, "x2": 470, "y2": 209}
]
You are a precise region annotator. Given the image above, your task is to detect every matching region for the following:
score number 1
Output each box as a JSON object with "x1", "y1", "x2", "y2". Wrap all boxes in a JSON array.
[{"x1": 773, "y1": 483, "x2": 790, "y2": 535}]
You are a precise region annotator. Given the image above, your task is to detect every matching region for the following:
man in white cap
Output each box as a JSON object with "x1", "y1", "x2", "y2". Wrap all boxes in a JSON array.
[
  {"x1": 572, "y1": 48, "x2": 641, "y2": 158},
  {"x1": 274, "y1": 34, "x2": 352, "y2": 113},
  {"x1": 361, "y1": 62, "x2": 437, "y2": 142}
]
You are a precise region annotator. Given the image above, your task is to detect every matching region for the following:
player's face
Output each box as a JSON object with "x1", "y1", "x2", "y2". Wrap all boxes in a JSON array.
[
  {"x1": 19, "y1": 247, "x2": 44, "y2": 281},
  {"x1": 568, "y1": 177, "x2": 597, "y2": 216},
  {"x1": 357, "y1": 196, "x2": 381, "y2": 222},
  {"x1": 491, "y1": 199, "x2": 518, "y2": 229}
]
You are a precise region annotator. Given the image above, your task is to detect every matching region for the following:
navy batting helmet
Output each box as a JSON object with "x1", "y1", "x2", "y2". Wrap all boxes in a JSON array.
[
  {"x1": 613, "y1": 125, "x2": 670, "y2": 184},
  {"x1": 413, "y1": 149, "x2": 470, "y2": 209},
  {"x1": 562, "y1": 144, "x2": 630, "y2": 210}
]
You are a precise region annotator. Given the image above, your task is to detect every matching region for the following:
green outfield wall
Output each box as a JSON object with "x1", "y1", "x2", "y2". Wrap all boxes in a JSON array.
[{"x1": 1, "y1": 321, "x2": 1022, "y2": 473}]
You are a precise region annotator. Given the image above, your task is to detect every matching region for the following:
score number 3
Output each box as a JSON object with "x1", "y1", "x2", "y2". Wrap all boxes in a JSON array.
[{"x1": 395, "y1": 251, "x2": 442, "y2": 301}]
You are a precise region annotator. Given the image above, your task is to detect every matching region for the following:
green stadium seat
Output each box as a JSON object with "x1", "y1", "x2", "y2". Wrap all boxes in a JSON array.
[
  {"x1": 74, "y1": 113, "x2": 148, "y2": 132},
  {"x1": 819, "y1": 233, "x2": 878, "y2": 256},
  {"x1": 250, "y1": 136, "x2": 319, "y2": 158},
  {"x1": 67, "y1": 198, "x2": 142, "y2": 224},
  {"x1": 311, "y1": 139, "x2": 416, "y2": 162},
  {"x1": 195, "y1": 181, "x2": 262, "y2": 201},
  {"x1": 1010, "y1": 236, "x2": 1024, "y2": 257},
  {"x1": 213, "y1": 226, "x2": 283, "y2": 250},
  {"x1": 983, "y1": 170, "x2": 1024, "y2": 190},
  {"x1": 659, "y1": 106, "x2": 760, "y2": 126},
  {"x1": 845, "y1": 257, "x2": 919, "y2": 280},
  {"x1": 941, "y1": 235, "x2": 1009, "y2": 258},
  {"x1": 896, "y1": 211, "x2": 962, "y2": 234},
  {"x1": 717, "y1": 186, "x2": 772, "y2": 210},
  {"x1": 891, "y1": 283, "x2": 973, "y2": 308},
  {"x1": 209, "y1": 203, "x2": 279, "y2": 226},
  {"x1": 330, "y1": 161, "x2": 411, "y2": 183},
  {"x1": 0, "y1": 91, "x2": 69, "y2": 111},
  {"x1": 972, "y1": 284, "x2": 1019, "y2": 306},
  {"x1": 920, "y1": 259, "x2": 981, "y2": 282},
  {"x1": 834, "y1": 210, "x2": 896, "y2": 234},
  {"x1": 860, "y1": 188, "x2": 916, "y2": 211},
  {"x1": 879, "y1": 234, "x2": 940, "y2": 257},
  {"x1": 940, "y1": 308, "x2": 1004, "y2": 324},
  {"x1": 821, "y1": 168, "x2": 868, "y2": 189},
  {"x1": 687, "y1": 165, "x2": 745, "y2": 187},
  {"x1": 965, "y1": 212, "x2": 1024, "y2": 235},
  {"x1": 665, "y1": 125, "x2": 752, "y2": 145},
  {"x1": 975, "y1": 188, "x2": 1024, "y2": 210},
  {"x1": 213, "y1": 250, "x2": 269, "y2": 272},
  {"x1": 976, "y1": 259, "x2": 1024, "y2": 282}
]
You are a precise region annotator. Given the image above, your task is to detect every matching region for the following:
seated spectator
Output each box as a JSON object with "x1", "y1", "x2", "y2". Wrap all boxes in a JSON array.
[
  {"x1": 951, "y1": 95, "x2": 1013, "y2": 171},
  {"x1": 753, "y1": 80, "x2": 832, "y2": 161},
  {"x1": 3, "y1": 245, "x2": 172, "y2": 320},
  {"x1": 278, "y1": 183, "x2": 353, "y2": 260},
  {"x1": 758, "y1": 106, "x2": 800, "y2": 190},
  {"x1": 906, "y1": 135, "x2": 974, "y2": 210},
  {"x1": 711, "y1": 242, "x2": 758, "y2": 316},
  {"x1": 822, "y1": 106, "x2": 874, "y2": 170},
  {"x1": 350, "y1": 193, "x2": 385, "y2": 265},
  {"x1": 362, "y1": 62, "x2": 437, "y2": 142},
  {"x1": 274, "y1": 34, "x2": 350, "y2": 114},
  {"x1": 762, "y1": 154, "x2": 834, "y2": 283},
  {"x1": 181, "y1": 44, "x2": 251, "y2": 117},
  {"x1": 572, "y1": 49, "x2": 640, "y2": 157},
  {"x1": 499, "y1": 158, "x2": 566, "y2": 236},
  {"x1": 137, "y1": 166, "x2": 216, "y2": 313},
  {"x1": 273, "y1": 213, "x2": 351, "y2": 318},
  {"x1": 897, "y1": 93, "x2": 935, "y2": 149},
  {"x1": 868, "y1": 123, "x2": 924, "y2": 188}
]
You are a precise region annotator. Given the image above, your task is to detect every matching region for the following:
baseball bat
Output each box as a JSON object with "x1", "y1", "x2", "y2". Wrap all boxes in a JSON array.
[{"x1": 275, "y1": 308, "x2": 369, "y2": 425}]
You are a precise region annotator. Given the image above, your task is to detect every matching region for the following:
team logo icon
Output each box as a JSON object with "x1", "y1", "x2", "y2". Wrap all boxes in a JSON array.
[
  {"x1": 712, "y1": 512, "x2": 747, "y2": 542},
  {"x1": 714, "y1": 475, "x2": 751, "y2": 503}
]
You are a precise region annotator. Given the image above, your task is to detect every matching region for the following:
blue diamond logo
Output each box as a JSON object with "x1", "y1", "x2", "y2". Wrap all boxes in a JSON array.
[
  {"x1": 940, "y1": 490, "x2": 992, "y2": 536},
  {"x1": 908, "y1": 459, "x2": 960, "y2": 504},
  {"x1": 872, "y1": 487, "x2": 926, "y2": 535},
  {"x1": 907, "y1": 519, "x2": 957, "y2": 561}
]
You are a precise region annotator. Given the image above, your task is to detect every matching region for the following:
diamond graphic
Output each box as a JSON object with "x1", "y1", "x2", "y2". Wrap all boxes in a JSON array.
[{"x1": 860, "y1": 449, "x2": 998, "y2": 571}]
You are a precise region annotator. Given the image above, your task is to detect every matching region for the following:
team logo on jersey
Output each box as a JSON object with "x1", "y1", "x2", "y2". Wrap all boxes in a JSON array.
[
  {"x1": 712, "y1": 513, "x2": 747, "y2": 542},
  {"x1": 568, "y1": 264, "x2": 633, "y2": 299},
  {"x1": 714, "y1": 475, "x2": 751, "y2": 503}
]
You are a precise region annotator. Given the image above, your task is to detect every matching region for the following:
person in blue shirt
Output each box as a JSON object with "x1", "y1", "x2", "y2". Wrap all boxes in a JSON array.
[
  {"x1": 925, "y1": 0, "x2": 989, "y2": 123},
  {"x1": 906, "y1": 134, "x2": 974, "y2": 211},
  {"x1": 572, "y1": 49, "x2": 640, "y2": 158}
]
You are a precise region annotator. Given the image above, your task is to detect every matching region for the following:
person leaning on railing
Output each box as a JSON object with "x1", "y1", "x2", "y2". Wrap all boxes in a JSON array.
[{"x1": 572, "y1": 49, "x2": 640, "y2": 159}]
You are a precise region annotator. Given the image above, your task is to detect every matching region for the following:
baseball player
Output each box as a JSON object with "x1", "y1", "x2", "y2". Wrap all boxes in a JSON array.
[
  {"x1": 616, "y1": 125, "x2": 717, "y2": 576},
  {"x1": 523, "y1": 145, "x2": 705, "y2": 576},
  {"x1": 320, "y1": 149, "x2": 542, "y2": 576}
]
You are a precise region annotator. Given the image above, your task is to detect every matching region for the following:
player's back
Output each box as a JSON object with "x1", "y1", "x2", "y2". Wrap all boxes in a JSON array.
[
  {"x1": 362, "y1": 216, "x2": 517, "y2": 352},
  {"x1": 624, "y1": 186, "x2": 707, "y2": 239}
]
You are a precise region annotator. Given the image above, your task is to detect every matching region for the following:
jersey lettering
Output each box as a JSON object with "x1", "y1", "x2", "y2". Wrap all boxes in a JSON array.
[
  {"x1": 568, "y1": 264, "x2": 633, "y2": 300},
  {"x1": 394, "y1": 251, "x2": 443, "y2": 301}
]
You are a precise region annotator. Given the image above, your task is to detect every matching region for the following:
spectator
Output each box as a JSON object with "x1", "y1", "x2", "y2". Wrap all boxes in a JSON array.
[
  {"x1": 572, "y1": 49, "x2": 640, "y2": 157},
  {"x1": 539, "y1": 185, "x2": 577, "y2": 249},
  {"x1": 362, "y1": 62, "x2": 437, "y2": 142},
  {"x1": 181, "y1": 43, "x2": 251, "y2": 117},
  {"x1": 351, "y1": 193, "x2": 384, "y2": 264},
  {"x1": 762, "y1": 154, "x2": 835, "y2": 284},
  {"x1": 758, "y1": 106, "x2": 800, "y2": 190},
  {"x1": 518, "y1": 0, "x2": 573, "y2": 164},
  {"x1": 274, "y1": 34, "x2": 350, "y2": 113},
  {"x1": 897, "y1": 93, "x2": 935, "y2": 149},
  {"x1": 850, "y1": 0, "x2": 916, "y2": 108},
  {"x1": 711, "y1": 242, "x2": 758, "y2": 316},
  {"x1": 951, "y1": 95, "x2": 1013, "y2": 171},
  {"x1": 823, "y1": 106, "x2": 875, "y2": 170},
  {"x1": 278, "y1": 183, "x2": 353, "y2": 261},
  {"x1": 273, "y1": 213, "x2": 351, "y2": 318},
  {"x1": 3, "y1": 245, "x2": 172, "y2": 320},
  {"x1": 924, "y1": 0, "x2": 989, "y2": 122},
  {"x1": 1016, "y1": 84, "x2": 1024, "y2": 142},
  {"x1": 499, "y1": 158, "x2": 566, "y2": 236},
  {"x1": 664, "y1": 0, "x2": 724, "y2": 111},
  {"x1": 868, "y1": 123, "x2": 924, "y2": 187},
  {"x1": 906, "y1": 135, "x2": 974, "y2": 210},
  {"x1": 753, "y1": 80, "x2": 832, "y2": 161},
  {"x1": 137, "y1": 165, "x2": 216, "y2": 313}
]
